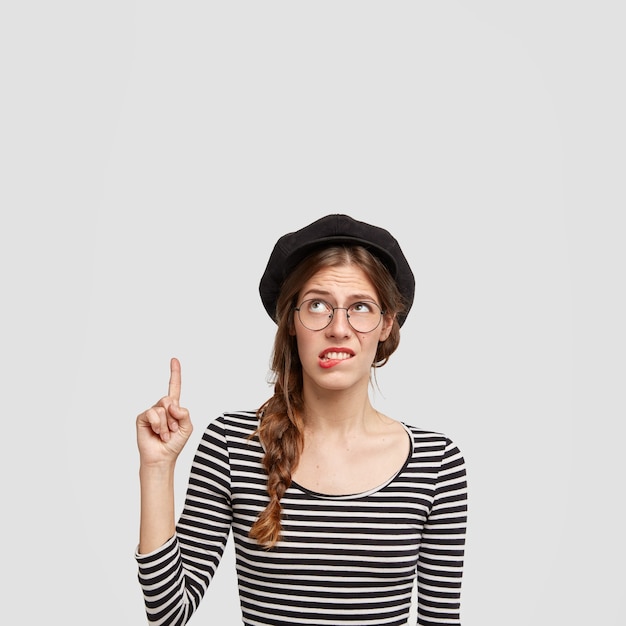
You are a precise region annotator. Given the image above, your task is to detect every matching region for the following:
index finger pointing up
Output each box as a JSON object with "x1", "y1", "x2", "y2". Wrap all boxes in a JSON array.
[{"x1": 168, "y1": 357, "x2": 182, "y2": 402}]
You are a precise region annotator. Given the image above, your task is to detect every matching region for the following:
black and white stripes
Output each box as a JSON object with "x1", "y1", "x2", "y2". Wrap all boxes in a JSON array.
[{"x1": 137, "y1": 411, "x2": 467, "y2": 625}]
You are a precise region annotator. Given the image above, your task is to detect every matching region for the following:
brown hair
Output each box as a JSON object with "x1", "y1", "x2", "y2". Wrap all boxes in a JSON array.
[{"x1": 249, "y1": 245, "x2": 407, "y2": 548}]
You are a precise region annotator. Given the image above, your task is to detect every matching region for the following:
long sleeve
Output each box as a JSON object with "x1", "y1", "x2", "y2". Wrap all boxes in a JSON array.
[
  {"x1": 416, "y1": 439, "x2": 468, "y2": 625},
  {"x1": 136, "y1": 416, "x2": 233, "y2": 625}
]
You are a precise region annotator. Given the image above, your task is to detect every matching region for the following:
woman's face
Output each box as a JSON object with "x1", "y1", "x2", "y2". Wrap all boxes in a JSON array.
[{"x1": 293, "y1": 263, "x2": 394, "y2": 394}]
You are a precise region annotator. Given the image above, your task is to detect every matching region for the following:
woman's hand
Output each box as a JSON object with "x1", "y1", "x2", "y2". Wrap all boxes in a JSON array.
[{"x1": 136, "y1": 357, "x2": 193, "y2": 467}]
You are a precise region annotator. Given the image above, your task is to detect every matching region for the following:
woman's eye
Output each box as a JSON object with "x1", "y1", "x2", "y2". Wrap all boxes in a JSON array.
[
  {"x1": 309, "y1": 300, "x2": 329, "y2": 313},
  {"x1": 351, "y1": 302, "x2": 371, "y2": 313}
]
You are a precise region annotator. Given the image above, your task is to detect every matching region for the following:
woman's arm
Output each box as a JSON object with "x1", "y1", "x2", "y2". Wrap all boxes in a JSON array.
[
  {"x1": 416, "y1": 439, "x2": 468, "y2": 626},
  {"x1": 136, "y1": 358, "x2": 194, "y2": 554},
  {"x1": 136, "y1": 416, "x2": 233, "y2": 625},
  {"x1": 135, "y1": 359, "x2": 234, "y2": 624}
]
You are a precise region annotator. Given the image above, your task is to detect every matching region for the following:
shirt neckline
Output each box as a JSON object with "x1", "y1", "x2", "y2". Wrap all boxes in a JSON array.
[{"x1": 290, "y1": 422, "x2": 414, "y2": 500}]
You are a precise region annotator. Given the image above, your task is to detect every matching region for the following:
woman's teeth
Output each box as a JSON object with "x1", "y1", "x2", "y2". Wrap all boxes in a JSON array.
[{"x1": 322, "y1": 352, "x2": 352, "y2": 360}]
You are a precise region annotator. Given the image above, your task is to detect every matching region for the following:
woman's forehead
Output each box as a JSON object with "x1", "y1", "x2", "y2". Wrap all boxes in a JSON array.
[{"x1": 300, "y1": 264, "x2": 378, "y2": 296}]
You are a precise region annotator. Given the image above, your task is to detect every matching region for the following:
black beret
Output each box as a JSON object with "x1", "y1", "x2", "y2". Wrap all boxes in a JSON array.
[{"x1": 259, "y1": 214, "x2": 415, "y2": 327}]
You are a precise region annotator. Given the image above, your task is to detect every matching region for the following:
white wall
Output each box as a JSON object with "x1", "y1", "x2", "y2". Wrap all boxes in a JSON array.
[{"x1": 1, "y1": 2, "x2": 624, "y2": 624}]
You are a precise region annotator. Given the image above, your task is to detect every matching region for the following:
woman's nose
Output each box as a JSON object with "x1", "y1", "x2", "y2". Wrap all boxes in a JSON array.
[{"x1": 326, "y1": 307, "x2": 352, "y2": 335}]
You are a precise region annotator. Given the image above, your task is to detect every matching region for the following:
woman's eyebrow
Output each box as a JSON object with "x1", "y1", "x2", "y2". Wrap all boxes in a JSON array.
[{"x1": 301, "y1": 289, "x2": 378, "y2": 301}]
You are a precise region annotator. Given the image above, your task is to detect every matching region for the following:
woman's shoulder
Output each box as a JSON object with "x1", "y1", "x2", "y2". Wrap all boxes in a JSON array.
[
  {"x1": 401, "y1": 421, "x2": 464, "y2": 455},
  {"x1": 207, "y1": 410, "x2": 260, "y2": 439},
  {"x1": 402, "y1": 421, "x2": 448, "y2": 439}
]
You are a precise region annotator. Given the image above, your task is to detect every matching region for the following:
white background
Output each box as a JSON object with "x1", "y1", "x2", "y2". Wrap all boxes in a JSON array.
[{"x1": 1, "y1": 1, "x2": 624, "y2": 624}]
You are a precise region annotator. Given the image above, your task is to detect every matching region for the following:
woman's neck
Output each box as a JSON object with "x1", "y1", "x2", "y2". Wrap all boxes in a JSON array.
[{"x1": 300, "y1": 390, "x2": 382, "y2": 437}]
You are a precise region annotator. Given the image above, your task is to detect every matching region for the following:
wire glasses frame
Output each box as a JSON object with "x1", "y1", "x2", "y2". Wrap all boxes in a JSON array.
[{"x1": 294, "y1": 299, "x2": 385, "y2": 333}]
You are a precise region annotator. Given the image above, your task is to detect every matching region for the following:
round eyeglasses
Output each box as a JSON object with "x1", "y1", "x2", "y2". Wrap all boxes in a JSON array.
[{"x1": 294, "y1": 299, "x2": 385, "y2": 333}]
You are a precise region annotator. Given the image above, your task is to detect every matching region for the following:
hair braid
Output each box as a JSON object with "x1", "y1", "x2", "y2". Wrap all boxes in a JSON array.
[{"x1": 249, "y1": 369, "x2": 303, "y2": 548}]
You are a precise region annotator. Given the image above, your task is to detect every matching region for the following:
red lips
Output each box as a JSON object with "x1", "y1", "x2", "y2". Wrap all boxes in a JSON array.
[{"x1": 319, "y1": 348, "x2": 355, "y2": 368}]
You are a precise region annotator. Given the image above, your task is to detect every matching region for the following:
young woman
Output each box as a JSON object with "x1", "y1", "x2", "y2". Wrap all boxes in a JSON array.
[{"x1": 135, "y1": 214, "x2": 468, "y2": 626}]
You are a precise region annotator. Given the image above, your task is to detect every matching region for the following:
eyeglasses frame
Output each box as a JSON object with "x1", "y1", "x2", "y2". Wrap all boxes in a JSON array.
[{"x1": 293, "y1": 298, "x2": 386, "y2": 333}]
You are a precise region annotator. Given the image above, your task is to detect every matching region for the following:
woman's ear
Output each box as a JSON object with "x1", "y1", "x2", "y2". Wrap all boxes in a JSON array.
[{"x1": 379, "y1": 313, "x2": 395, "y2": 341}]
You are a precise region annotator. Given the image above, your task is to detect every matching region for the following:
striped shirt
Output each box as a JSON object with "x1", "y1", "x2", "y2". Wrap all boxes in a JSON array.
[{"x1": 136, "y1": 411, "x2": 467, "y2": 626}]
